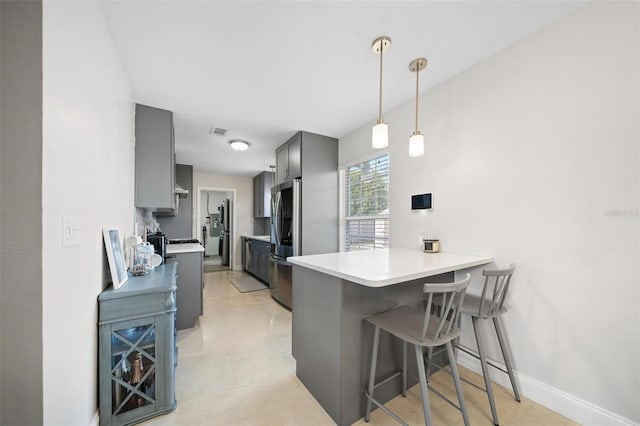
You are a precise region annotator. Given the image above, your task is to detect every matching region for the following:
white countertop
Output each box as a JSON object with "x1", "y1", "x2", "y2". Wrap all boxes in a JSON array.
[
  {"x1": 166, "y1": 243, "x2": 205, "y2": 254},
  {"x1": 287, "y1": 248, "x2": 492, "y2": 287},
  {"x1": 242, "y1": 235, "x2": 270, "y2": 242}
]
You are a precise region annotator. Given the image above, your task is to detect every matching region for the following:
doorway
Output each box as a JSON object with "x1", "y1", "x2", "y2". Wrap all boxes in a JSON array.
[{"x1": 196, "y1": 187, "x2": 235, "y2": 273}]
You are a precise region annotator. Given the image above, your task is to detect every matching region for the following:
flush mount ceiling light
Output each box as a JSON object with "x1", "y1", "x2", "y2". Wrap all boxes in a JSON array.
[
  {"x1": 408, "y1": 57, "x2": 427, "y2": 157},
  {"x1": 371, "y1": 36, "x2": 391, "y2": 150},
  {"x1": 229, "y1": 139, "x2": 250, "y2": 151}
]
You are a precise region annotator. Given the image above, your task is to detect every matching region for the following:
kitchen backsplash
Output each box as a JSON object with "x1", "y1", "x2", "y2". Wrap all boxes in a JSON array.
[{"x1": 135, "y1": 208, "x2": 160, "y2": 237}]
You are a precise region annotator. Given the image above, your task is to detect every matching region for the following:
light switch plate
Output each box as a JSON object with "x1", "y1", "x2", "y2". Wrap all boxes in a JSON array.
[{"x1": 62, "y1": 215, "x2": 81, "y2": 247}]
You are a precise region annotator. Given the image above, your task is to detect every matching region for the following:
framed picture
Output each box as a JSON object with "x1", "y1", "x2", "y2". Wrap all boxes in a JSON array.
[{"x1": 103, "y1": 228, "x2": 128, "y2": 289}]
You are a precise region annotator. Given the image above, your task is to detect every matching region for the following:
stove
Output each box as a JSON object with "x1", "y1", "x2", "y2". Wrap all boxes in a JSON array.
[{"x1": 167, "y1": 238, "x2": 201, "y2": 244}]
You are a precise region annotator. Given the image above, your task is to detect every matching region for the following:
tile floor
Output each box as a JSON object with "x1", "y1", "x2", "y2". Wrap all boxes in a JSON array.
[
  {"x1": 203, "y1": 255, "x2": 228, "y2": 273},
  {"x1": 141, "y1": 270, "x2": 577, "y2": 426}
]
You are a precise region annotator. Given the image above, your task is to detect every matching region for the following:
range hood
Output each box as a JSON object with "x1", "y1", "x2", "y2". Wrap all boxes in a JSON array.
[
  {"x1": 175, "y1": 183, "x2": 189, "y2": 195},
  {"x1": 153, "y1": 183, "x2": 188, "y2": 217}
]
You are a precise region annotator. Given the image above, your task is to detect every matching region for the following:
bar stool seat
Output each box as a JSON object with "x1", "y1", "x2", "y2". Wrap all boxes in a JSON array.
[
  {"x1": 364, "y1": 274, "x2": 471, "y2": 426},
  {"x1": 367, "y1": 306, "x2": 463, "y2": 347},
  {"x1": 461, "y1": 293, "x2": 508, "y2": 316}
]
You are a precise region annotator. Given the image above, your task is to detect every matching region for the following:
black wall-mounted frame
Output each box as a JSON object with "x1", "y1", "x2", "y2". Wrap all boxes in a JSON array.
[{"x1": 411, "y1": 193, "x2": 432, "y2": 210}]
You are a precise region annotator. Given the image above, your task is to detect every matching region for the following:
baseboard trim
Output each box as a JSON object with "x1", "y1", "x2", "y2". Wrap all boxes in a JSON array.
[
  {"x1": 90, "y1": 410, "x2": 99, "y2": 426},
  {"x1": 456, "y1": 351, "x2": 638, "y2": 426}
]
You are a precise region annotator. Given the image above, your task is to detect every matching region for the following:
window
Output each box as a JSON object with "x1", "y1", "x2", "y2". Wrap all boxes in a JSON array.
[{"x1": 339, "y1": 154, "x2": 389, "y2": 251}]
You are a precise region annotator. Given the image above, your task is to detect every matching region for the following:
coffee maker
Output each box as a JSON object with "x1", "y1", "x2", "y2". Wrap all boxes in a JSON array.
[{"x1": 146, "y1": 231, "x2": 166, "y2": 263}]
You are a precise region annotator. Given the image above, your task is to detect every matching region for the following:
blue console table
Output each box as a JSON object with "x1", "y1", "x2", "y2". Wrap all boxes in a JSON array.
[{"x1": 98, "y1": 264, "x2": 177, "y2": 426}]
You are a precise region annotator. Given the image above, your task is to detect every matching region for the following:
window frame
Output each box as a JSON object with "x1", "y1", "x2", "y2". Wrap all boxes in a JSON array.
[{"x1": 339, "y1": 152, "x2": 390, "y2": 252}]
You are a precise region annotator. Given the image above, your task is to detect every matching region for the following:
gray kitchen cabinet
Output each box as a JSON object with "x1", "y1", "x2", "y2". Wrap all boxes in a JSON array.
[
  {"x1": 135, "y1": 104, "x2": 176, "y2": 213},
  {"x1": 275, "y1": 145, "x2": 288, "y2": 184},
  {"x1": 275, "y1": 132, "x2": 302, "y2": 184},
  {"x1": 253, "y1": 171, "x2": 274, "y2": 218},
  {"x1": 287, "y1": 133, "x2": 301, "y2": 180},
  {"x1": 98, "y1": 264, "x2": 177, "y2": 426},
  {"x1": 274, "y1": 131, "x2": 339, "y2": 256},
  {"x1": 167, "y1": 252, "x2": 203, "y2": 330}
]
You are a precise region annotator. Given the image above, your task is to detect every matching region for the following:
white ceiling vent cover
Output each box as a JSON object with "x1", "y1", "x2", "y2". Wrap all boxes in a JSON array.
[{"x1": 209, "y1": 126, "x2": 228, "y2": 136}]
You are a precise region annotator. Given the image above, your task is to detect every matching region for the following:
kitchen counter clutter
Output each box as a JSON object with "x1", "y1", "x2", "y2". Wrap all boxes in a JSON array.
[
  {"x1": 289, "y1": 248, "x2": 493, "y2": 425},
  {"x1": 288, "y1": 248, "x2": 492, "y2": 287},
  {"x1": 166, "y1": 242, "x2": 204, "y2": 254}
]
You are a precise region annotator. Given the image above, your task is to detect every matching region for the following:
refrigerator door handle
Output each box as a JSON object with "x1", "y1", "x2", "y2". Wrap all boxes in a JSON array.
[
  {"x1": 292, "y1": 179, "x2": 301, "y2": 257},
  {"x1": 275, "y1": 191, "x2": 283, "y2": 246}
]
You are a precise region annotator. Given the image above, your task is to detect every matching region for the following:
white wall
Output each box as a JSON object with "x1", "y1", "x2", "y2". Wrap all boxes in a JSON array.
[
  {"x1": 193, "y1": 172, "x2": 253, "y2": 271},
  {"x1": 42, "y1": 1, "x2": 134, "y2": 424},
  {"x1": 339, "y1": 2, "x2": 639, "y2": 424}
]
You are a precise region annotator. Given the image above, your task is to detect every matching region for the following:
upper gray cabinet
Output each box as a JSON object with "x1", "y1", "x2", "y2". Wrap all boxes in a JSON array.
[
  {"x1": 274, "y1": 131, "x2": 339, "y2": 255},
  {"x1": 275, "y1": 132, "x2": 302, "y2": 184},
  {"x1": 253, "y1": 171, "x2": 274, "y2": 218},
  {"x1": 135, "y1": 104, "x2": 176, "y2": 213}
]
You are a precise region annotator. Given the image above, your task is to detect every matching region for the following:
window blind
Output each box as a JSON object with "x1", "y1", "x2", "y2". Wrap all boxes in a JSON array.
[{"x1": 339, "y1": 154, "x2": 389, "y2": 251}]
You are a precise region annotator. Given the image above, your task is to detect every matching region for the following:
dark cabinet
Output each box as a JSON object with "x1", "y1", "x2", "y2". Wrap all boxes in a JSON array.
[
  {"x1": 275, "y1": 132, "x2": 301, "y2": 184},
  {"x1": 98, "y1": 264, "x2": 177, "y2": 426},
  {"x1": 135, "y1": 104, "x2": 176, "y2": 213},
  {"x1": 253, "y1": 171, "x2": 274, "y2": 218}
]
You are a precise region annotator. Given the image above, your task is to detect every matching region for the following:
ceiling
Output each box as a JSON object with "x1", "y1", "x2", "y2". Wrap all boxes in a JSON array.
[{"x1": 101, "y1": 1, "x2": 583, "y2": 177}]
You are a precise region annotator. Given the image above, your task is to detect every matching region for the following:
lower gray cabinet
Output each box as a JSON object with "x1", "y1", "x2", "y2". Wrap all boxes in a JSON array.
[
  {"x1": 98, "y1": 264, "x2": 177, "y2": 426},
  {"x1": 168, "y1": 252, "x2": 204, "y2": 330}
]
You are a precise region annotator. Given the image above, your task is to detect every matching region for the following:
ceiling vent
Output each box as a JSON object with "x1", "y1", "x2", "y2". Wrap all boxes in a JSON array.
[{"x1": 209, "y1": 126, "x2": 227, "y2": 136}]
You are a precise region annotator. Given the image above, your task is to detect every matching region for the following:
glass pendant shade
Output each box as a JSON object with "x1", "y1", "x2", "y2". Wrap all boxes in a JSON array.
[
  {"x1": 408, "y1": 57, "x2": 427, "y2": 158},
  {"x1": 371, "y1": 36, "x2": 391, "y2": 150},
  {"x1": 372, "y1": 121, "x2": 389, "y2": 149},
  {"x1": 409, "y1": 132, "x2": 424, "y2": 157}
]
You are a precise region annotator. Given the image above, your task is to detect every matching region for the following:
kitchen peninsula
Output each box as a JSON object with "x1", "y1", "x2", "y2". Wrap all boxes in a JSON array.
[{"x1": 288, "y1": 248, "x2": 492, "y2": 426}]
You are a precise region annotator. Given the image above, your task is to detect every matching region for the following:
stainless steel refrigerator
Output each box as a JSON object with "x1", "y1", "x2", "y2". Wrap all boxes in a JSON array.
[
  {"x1": 219, "y1": 199, "x2": 232, "y2": 266},
  {"x1": 270, "y1": 179, "x2": 300, "y2": 309}
]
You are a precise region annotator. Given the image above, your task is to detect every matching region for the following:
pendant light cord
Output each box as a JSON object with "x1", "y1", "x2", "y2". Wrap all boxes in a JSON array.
[
  {"x1": 415, "y1": 65, "x2": 419, "y2": 133},
  {"x1": 378, "y1": 44, "x2": 383, "y2": 122}
]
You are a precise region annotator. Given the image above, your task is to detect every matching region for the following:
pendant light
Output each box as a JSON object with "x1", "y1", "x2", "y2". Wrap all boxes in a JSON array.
[
  {"x1": 408, "y1": 58, "x2": 427, "y2": 157},
  {"x1": 371, "y1": 36, "x2": 391, "y2": 149}
]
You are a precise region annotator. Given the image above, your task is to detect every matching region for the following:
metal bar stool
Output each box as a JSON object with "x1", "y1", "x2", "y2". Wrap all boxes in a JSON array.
[
  {"x1": 455, "y1": 264, "x2": 521, "y2": 426},
  {"x1": 364, "y1": 274, "x2": 471, "y2": 426}
]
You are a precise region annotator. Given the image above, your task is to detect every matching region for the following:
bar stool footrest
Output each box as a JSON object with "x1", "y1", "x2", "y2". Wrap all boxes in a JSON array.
[
  {"x1": 456, "y1": 343, "x2": 511, "y2": 375},
  {"x1": 364, "y1": 390, "x2": 409, "y2": 426},
  {"x1": 373, "y1": 370, "x2": 403, "y2": 390}
]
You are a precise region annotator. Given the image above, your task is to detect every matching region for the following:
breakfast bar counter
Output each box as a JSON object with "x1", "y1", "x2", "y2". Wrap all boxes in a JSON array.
[{"x1": 288, "y1": 248, "x2": 492, "y2": 426}]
